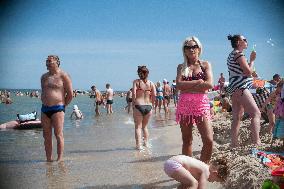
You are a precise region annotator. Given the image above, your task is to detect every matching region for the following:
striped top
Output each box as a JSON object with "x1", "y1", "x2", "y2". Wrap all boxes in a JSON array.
[{"x1": 226, "y1": 50, "x2": 253, "y2": 95}]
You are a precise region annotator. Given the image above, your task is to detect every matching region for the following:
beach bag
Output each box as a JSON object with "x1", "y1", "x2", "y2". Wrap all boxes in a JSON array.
[
  {"x1": 273, "y1": 119, "x2": 284, "y2": 139},
  {"x1": 17, "y1": 111, "x2": 37, "y2": 123}
]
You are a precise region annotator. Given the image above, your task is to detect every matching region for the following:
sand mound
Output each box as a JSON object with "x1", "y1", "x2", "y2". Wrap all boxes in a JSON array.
[{"x1": 211, "y1": 112, "x2": 283, "y2": 189}]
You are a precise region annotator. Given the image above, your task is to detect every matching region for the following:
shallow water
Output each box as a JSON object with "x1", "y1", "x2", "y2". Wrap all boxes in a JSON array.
[{"x1": 0, "y1": 93, "x2": 223, "y2": 189}]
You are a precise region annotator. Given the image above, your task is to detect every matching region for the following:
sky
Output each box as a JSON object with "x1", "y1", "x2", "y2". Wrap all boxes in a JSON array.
[{"x1": 0, "y1": 0, "x2": 283, "y2": 91}]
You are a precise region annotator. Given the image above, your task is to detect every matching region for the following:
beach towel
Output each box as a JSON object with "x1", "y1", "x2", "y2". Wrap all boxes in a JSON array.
[
  {"x1": 251, "y1": 149, "x2": 284, "y2": 170},
  {"x1": 271, "y1": 166, "x2": 284, "y2": 177}
]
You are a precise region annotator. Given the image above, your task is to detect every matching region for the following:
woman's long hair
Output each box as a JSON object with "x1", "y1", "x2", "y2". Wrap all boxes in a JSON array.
[{"x1": 181, "y1": 36, "x2": 202, "y2": 77}]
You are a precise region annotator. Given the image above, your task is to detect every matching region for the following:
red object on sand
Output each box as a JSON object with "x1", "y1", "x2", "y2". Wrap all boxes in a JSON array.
[{"x1": 272, "y1": 166, "x2": 284, "y2": 177}]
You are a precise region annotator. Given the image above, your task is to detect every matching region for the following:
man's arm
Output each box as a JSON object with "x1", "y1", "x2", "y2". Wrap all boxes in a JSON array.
[
  {"x1": 63, "y1": 73, "x2": 73, "y2": 106},
  {"x1": 40, "y1": 75, "x2": 45, "y2": 102}
]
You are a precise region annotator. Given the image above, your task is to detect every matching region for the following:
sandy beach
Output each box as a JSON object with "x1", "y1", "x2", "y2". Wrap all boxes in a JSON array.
[
  {"x1": 211, "y1": 112, "x2": 283, "y2": 189},
  {"x1": 0, "y1": 95, "x2": 283, "y2": 189}
]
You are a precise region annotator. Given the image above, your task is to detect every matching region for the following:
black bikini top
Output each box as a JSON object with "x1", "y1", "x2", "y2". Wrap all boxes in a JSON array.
[{"x1": 182, "y1": 62, "x2": 206, "y2": 81}]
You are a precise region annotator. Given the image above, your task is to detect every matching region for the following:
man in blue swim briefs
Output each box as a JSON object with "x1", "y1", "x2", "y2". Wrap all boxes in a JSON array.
[{"x1": 41, "y1": 55, "x2": 73, "y2": 162}]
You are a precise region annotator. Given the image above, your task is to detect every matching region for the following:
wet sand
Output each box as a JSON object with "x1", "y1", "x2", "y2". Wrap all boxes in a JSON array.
[{"x1": 0, "y1": 105, "x2": 223, "y2": 189}]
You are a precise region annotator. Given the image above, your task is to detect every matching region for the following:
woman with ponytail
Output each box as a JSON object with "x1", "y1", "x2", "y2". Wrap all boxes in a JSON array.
[
  {"x1": 227, "y1": 34, "x2": 261, "y2": 147},
  {"x1": 176, "y1": 36, "x2": 214, "y2": 163},
  {"x1": 132, "y1": 66, "x2": 156, "y2": 150}
]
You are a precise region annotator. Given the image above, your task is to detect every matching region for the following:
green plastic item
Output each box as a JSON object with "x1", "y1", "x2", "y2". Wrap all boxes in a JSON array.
[{"x1": 262, "y1": 179, "x2": 280, "y2": 189}]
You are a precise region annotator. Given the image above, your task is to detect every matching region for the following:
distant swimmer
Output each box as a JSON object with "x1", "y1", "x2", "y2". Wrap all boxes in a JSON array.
[{"x1": 41, "y1": 55, "x2": 73, "y2": 162}]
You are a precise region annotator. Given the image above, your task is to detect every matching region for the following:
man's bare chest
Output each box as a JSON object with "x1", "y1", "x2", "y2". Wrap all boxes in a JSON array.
[{"x1": 44, "y1": 75, "x2": 63, "y2": 89}]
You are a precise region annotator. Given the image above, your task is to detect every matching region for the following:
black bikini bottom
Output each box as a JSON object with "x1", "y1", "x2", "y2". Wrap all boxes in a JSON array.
[{"x1": 135, "y1": 105, "x2": 152, "y2": 116}]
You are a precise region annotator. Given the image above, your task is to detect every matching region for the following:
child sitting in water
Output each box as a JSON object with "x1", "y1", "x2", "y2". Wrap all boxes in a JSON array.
[
  {"x1": 164, "y1": 155, "x2": 228, "y2": 189},
  {"x1": 70, "y1": 105, "x2": 83, "y2": 119}
]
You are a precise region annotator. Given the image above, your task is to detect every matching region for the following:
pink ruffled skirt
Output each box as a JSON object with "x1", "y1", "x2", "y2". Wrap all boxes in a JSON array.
[{"x1": 176, "y1": 93, "x2": 211, "y2": 124}]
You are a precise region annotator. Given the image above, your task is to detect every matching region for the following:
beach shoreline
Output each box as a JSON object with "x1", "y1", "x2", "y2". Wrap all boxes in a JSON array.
[{"x1": 0, "y1": 96, "x2": 283, "y2": 189}]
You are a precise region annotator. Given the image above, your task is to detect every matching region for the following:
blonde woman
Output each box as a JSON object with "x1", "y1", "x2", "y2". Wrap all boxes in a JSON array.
[{"x1": 176, "y1": 36, "x2": 213, "y2": 163}]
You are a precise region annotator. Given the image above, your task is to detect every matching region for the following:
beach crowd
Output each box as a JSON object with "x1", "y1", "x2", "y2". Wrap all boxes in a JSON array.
[{"x1": 1, "y1": 34, "x2": 284, "y2": 189}]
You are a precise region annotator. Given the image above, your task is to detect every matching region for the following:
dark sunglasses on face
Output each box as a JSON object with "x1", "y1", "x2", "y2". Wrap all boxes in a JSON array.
[
  {"x1": 184, "y1": 45, "x2": 199, "y2": 50},
  {"x1": 241, "y1": 38, "x2": 247, "y2": 42}
]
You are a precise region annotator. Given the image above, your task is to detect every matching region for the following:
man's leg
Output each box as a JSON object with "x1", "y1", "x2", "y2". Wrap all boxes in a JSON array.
[
  {"x1": 42, "y1": 114, "x2": 53, "y2": 162},
  {"x1": 52, "y1": 112, "x2": 65, "y2": 161}
]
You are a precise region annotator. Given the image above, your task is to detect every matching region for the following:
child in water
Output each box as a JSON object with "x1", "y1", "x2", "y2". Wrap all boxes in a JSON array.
[
  {"x1": 70, "y1": 105, "x2": 83, "y2": 119},
  {"x1": 164, "y1": 155, "x2": 228, "y2": 189}
]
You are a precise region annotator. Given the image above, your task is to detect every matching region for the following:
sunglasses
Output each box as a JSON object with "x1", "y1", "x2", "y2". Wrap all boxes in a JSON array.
[
  {"x1": 241, "y1": 38, "x2": 247, "y2": 43},
  {"x1": 184, "y1": 45, "x2": 199, "y2": 50},
  {"x1": 46, "y1": 61, "x2": 56, "y2": 64}
]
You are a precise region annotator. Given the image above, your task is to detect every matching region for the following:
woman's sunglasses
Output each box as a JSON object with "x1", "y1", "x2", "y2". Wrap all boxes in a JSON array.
[
  {"x1": 241, "y1": 38, "x2": 247, "y2": 43},
  {"x1": 184, "y1": 45, "x2": 199, "y2": 50}
]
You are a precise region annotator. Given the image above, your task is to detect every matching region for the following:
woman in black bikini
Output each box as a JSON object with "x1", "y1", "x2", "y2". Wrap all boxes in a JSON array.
[{"x1": 132, "y1": 66, "x2": 156, "y2": 150}]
